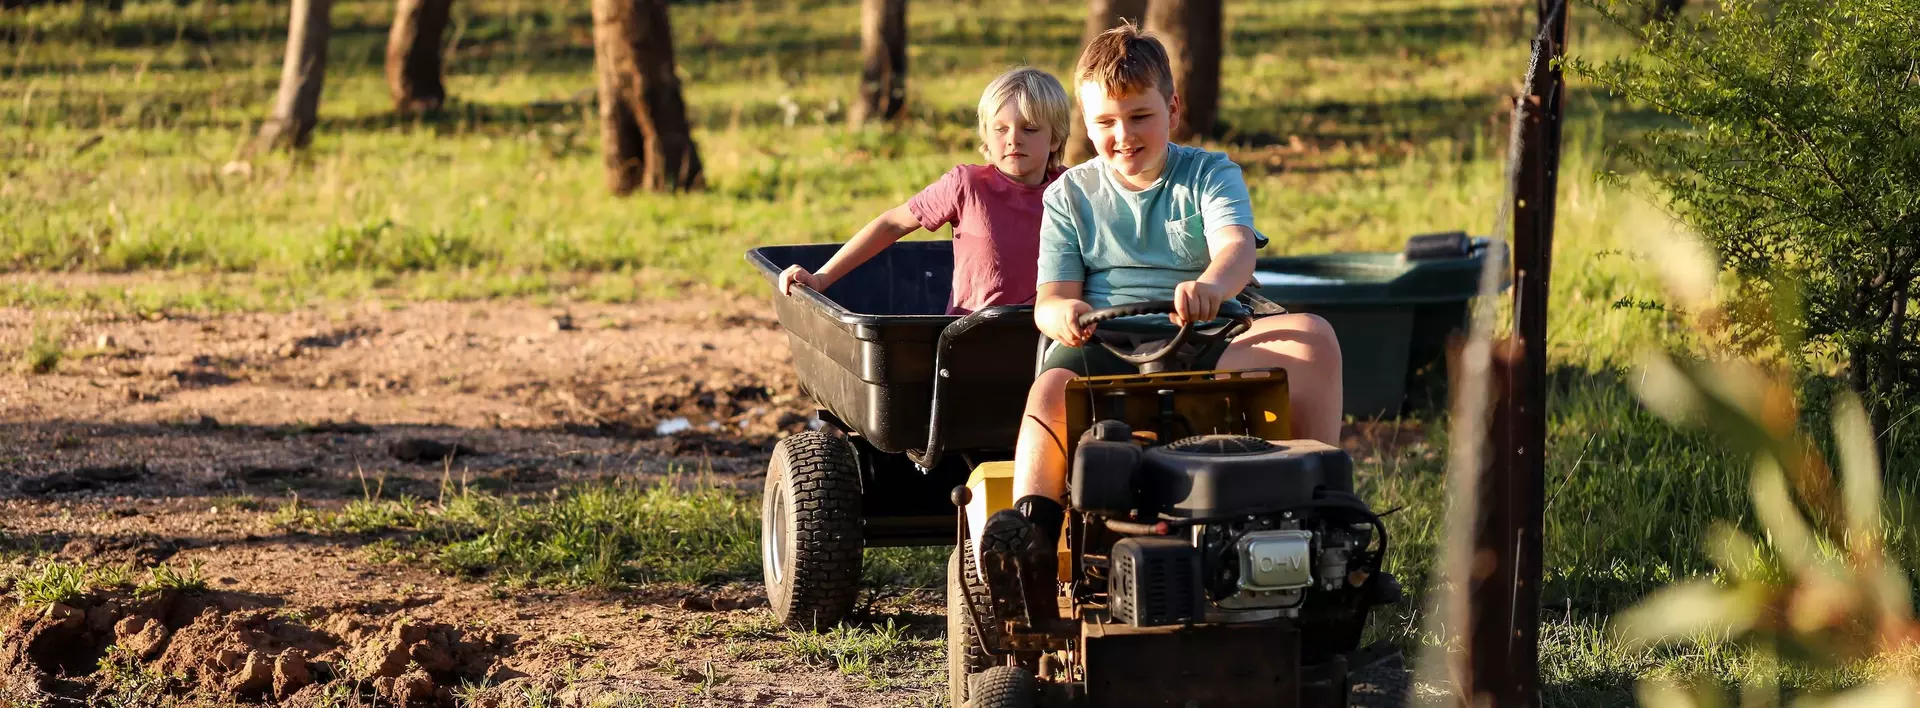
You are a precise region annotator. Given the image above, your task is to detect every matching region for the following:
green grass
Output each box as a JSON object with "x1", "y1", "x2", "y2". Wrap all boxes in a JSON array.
[
  {"x1": 9, "y1": 560, "x2": 94, "y2": 608},
  {"x1": 278, "y1": 477, "x2": 762, "y2": 586},
  {"x1": 92, "y1": 645, "x2": 174, "y2": 708},
  {"x1": 9, "y1": 0, "x2": 1920, "y2": 703},
  {"x1": 783, "y1": 619, "x2": 941, "y2": 691},
  {"x1": 0, "y1": 0, "x2": 1648, "y2": 310},
  {"x1": 4, "y1": 559, "x2": 140, "y2": 609},
  {"x1": 18, "y1": 321, "x2": 65, "y2": 374},
  {"x1": 135, "y1": 560, "x2": 207, "y2": 596}
]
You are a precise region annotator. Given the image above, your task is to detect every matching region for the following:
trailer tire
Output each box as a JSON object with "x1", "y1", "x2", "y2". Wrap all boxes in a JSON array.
[
  {"x1": 948, "y1": 544, "x2": 995, "y2": 706},
  {"x1": 970, "y1": 666, "x2": 1038, "y2": 708},
  {"x1": 762, "y1": 431, "x2": 863, "y2": 630}
]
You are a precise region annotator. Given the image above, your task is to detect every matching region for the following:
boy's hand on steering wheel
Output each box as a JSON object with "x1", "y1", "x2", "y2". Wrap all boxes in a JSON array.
[
  {"x1": 1172, "y1": 280, "x2": 1230, "y2": 326},
  {"x1": 778, "y1": 265, "x2": 826, "y2": 295},
  {"x1": 1038, "y1": 298, "x2": 1094, "y2": 348}
]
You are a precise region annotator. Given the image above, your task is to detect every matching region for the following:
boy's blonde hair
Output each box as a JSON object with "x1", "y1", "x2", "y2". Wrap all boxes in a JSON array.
[
  {"x1": 1073, "y1": 23, "x2": 1175, "y2": 103},
  {"x1": 976, "y1": 67, "x2": 1072, "y2": 169}
]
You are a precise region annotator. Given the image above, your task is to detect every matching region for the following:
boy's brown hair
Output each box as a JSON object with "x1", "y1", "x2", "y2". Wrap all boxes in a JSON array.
[{"x1": 1072, "y1": 23, "x2": 1175, "y2": 103}]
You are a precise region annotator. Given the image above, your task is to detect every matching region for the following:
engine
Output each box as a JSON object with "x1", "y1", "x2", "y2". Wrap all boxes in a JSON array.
[{"x1": 1075, "y1": 430, "x2": 1395, "y2": 629}]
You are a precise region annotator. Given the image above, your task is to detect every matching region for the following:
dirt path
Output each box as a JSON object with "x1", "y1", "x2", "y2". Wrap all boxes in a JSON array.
[
  {"x1": 0, "y1": 296, "x2": 810, "y2": 493},
  {"x1": 0, "y1": 296, "x2": 953, "y2": 707},
  {"x1": 0, "y1": 293, "x2": 1427, "y2": 707}
]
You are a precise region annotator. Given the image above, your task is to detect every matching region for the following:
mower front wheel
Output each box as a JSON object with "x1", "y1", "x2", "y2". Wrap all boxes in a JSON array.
[
  {"x1": 762, "y1": 431, "x2": 864, "y2": 630},
  {"x1": 947, "y1": 544, "x2": 996, "y2": 706},
  {"x1": 969, "y1": 666, "x2": 1038, "y2": 708}
]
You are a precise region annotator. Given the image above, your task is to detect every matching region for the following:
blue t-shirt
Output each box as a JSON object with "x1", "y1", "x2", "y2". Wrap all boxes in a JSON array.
[{"x1": 1037, "y1": 143, "x2": 1265, "y2": 308}]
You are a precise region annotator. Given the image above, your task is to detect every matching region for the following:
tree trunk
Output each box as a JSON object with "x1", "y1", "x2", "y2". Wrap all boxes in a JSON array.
[
  {"x1": 1146, "y1": 0, "x2": 1222, "y2": 142},
  {"x1": 1065, "y1": 0, "x2": 1147, "y2": 164},
  {"x1": 386, "y1": 0, "x2": 453, "y2": 113},
  {"x1": 255, "y1": 0, "x2": 333, "y2": 152},
  {"x1": 591, "y1": 0, "x2": 703, "y2": 194},
  {"x1": 1874, "y1": 276, "x2": 1909, "y2": 463},
  {"x1": 851, "y1": 0, "x2": 907, "y2": 125},
  {"x1": 1649, "y1": 0, "x2": 1685, "y2": 24}
]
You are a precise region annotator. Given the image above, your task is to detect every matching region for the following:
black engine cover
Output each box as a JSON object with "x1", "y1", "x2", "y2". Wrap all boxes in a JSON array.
[
  {"x1": 1139, "y1": 436, "x2": 1353, "y2": 519},
  {"x1": 1110, "y1": 537, "x2": 1203, "y2": 627}
]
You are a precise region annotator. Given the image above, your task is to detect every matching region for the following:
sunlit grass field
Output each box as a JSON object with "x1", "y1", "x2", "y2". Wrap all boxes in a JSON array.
[{"x1": 4, "y1": 0, "x2": 1918, "y2": 704}]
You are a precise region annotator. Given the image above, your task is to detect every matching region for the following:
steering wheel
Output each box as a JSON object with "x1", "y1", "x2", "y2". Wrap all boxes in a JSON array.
[{"x1": 1074, "y1": 299, "x2": 1255, "y2": 370}]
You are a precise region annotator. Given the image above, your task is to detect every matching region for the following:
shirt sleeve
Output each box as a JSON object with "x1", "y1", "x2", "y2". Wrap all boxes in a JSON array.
[
  {"x1": 1037, "y1": 180, "x2": 1086, "y2": 285},
  {"x1": 1198, "y1": 153, "x2": 1269, "y2": 249},
  {"x1": 906, "y1": 166, "x2": 966, "y2": 232}
]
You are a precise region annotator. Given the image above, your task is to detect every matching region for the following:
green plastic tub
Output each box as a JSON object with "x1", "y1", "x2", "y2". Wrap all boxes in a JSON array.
[{"x1": 1252, "y1": 234, "x2": 1508, "y2": 419}]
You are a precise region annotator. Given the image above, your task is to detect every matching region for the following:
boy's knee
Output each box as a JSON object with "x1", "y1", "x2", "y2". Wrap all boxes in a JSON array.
[
  {"x1": 1299, "y1": 314, "x2": 1341, "y2": 355},
  {"x1": 1265, "y1": 313, "x2": 1339, "y2": 361},
  {"x1": 1027, "y1": 367, "x2": 1079, "y2": 407}
]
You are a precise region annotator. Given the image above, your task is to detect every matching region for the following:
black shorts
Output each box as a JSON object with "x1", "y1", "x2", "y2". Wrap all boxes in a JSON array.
[{"x1": 1039, "y1": 330, "x2": 1230, "y2": 377}]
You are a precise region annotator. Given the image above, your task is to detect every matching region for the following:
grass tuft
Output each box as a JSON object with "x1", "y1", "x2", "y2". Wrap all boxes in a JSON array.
[
  {"x1": 137, "y1": 560, "x2": 207, "y2": 596},
  {"x1": 278, "y1": 477, "x2": 761, "y2": 588},
  {"x1": 782, "y1": 620, "x2": 939, "y2": 690},
  {"x1": 11, "y1": 561, "x2": 92, "y2": 609},
  {"x1": 19, "y1": 323, "x2": 65, "y2": 375}
]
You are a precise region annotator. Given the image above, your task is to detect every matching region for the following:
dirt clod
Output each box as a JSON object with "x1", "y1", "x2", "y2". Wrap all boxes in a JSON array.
[
  {"x1": 228, "y1": 650, "x2": 273, "y2": 697},
  {"x1": 388, "y1": 438, "x2": 482, "y2": 464},
  {"x1": 113, "y1": 615, "x2": 169, "y2": 661},
  {"x1": 0, "y1": 601, "x2": 105, "y2": 690},
  {"x1": 364, "y1": 620, "x2": 431, "y2": 678},
  {"x1": 156, "y1": 606, "x2": 338, "y2": 698},
  {"x1": 384, "y1": 669, "x2": 438, "y2": 706},
  {"x1": 229, "y1": 464, "x2": 318, "y2": 482},
  {"x1": 299, "y1": 420, "x2": 376, "y2": 435},
  {"x1": 677, "y1": 592, "x2": 767, "y2": 612},
  {"x1": 19, "y1": 464, "x2": 147, "y2": 494},
  {"x1": 273, "y1": 648, "x2": 312, "y2": 699},
  {"x1": 59, "y1": 533, "x2": 182, "y2": 566}
]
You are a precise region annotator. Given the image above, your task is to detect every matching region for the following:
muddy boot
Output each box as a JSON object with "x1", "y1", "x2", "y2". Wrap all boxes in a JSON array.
[{"x1": 978, "y1": 497, "x2": 1064, "y2": 629}]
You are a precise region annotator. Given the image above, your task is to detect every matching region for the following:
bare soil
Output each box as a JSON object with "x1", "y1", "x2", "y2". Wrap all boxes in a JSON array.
[
  {"x1": 0, "y1": 291, "x2": 1425, "y2": 707},
  {"x1": 1, "y1": 295, "x2": 945, "y2": 707}
]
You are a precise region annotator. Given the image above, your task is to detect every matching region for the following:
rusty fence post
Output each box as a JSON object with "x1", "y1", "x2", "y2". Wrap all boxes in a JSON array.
[{"x1": 1464, "y1": 0, "x2": 1565, "y2": 705}]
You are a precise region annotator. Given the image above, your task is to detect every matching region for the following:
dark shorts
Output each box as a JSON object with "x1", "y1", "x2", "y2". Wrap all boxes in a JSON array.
[{"x1": 1040, "y1": 330, "x2": 1230, "y2": 377}]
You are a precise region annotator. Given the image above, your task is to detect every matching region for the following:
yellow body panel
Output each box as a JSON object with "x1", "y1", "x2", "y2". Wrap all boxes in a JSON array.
[
  {"x1": 965, "y1": 461, "x2": 1071, "y2": 582},
  {"x1": 1064, "y1": 368, "x2": 1292, "y2": 451},
  {"x1": 963, "y1": 368, "x2": 1292, "y2": 586}
]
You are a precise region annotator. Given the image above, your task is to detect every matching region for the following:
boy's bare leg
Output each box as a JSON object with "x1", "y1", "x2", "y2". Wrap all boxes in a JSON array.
[
  {"x1": 1215, "y1": 313, "x2": 1344, "y2": 446},
  {"x1": 1012, "y1": 367, "x2": 1080, "y2": 502},
  {"x1": 971, "y1": 367, "x2": 1077, "y2": 574}
]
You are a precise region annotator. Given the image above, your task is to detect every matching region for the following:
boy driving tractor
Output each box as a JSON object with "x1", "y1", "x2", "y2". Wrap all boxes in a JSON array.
[
  {"x1": 977, "y1": 24, "x2": 1345, "y2": 577},
  {"x1": 749, "y1": 23, "x2": 1417, "y2": 708}
]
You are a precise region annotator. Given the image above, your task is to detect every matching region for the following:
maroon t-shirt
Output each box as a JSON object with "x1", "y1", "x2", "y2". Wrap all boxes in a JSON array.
[{"x1": 907, "y1": 164, "x2": 1064, "y2": 315}]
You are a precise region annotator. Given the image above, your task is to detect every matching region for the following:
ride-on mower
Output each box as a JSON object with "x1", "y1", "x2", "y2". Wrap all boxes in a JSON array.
[
  {"x1": 748, "y1": 236, "x2": 1499, "y2": 706},
  {"x1": 950, "y1": 300, "x2": 1401, "y2": 708}
]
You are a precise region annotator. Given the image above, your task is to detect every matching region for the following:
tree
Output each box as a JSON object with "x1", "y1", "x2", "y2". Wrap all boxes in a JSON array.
[
  {"x1": 1145, "y1": 0, "x2": 1222, "y2": 142},
  {"x1": 1570, "y1": 0, "x2": 1920, "y2": 448},
  {"x1": 591, "y1": 0, "x2": 703, "y2": 194},
  {"x1": 1649, "y1": 0, "x2": 1685, "y2": 24},
  {"x1": 386, "y1": 0, "x2": 454, "y2": 113},
  {"x1": 851, "y1": 0, "x2": 907, "y2": 125},
  {"x1": 1066, "y1": 0, "x2": 1147, "y2": 164},
  {"x1": 255, "y1": 0, "x2": 332, "y2": 152}
]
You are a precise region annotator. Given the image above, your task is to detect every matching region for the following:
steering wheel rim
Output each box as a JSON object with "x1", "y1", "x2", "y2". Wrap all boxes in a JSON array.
[{"x1": 1073, "y1": 300, "x2": 1254, "y2": 368}]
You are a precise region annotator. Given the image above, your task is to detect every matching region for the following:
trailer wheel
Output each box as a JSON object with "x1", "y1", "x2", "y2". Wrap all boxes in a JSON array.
[
  {"x1": 947, "y1": 544, "x2": 995, "y2": 706},
  {"x1": 762, "y1": 431, "x2": 863, "y2": 630},
  {"x1": 969, "y1": 666, "x2": 1038, "y2": 708}
]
